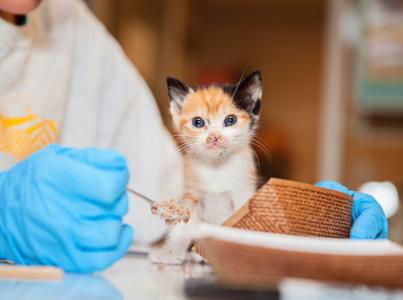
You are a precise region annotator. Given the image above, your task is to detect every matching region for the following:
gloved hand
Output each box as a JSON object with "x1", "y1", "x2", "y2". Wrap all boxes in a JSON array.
[
  {"x1": 0, "y1": 144, "x2": 133, "y2": 273},
  {"x1": 316, "y1": 181, "x2": 388, "y2": 239}
]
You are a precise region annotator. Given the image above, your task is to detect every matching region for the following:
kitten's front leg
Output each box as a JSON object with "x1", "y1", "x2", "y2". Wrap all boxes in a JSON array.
[{"x1": 149, "y1": 199, "x2": 201, "y2": 265}]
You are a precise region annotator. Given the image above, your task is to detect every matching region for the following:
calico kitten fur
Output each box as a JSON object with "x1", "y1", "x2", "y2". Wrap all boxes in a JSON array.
[{"x1": 149, "y1": 71, "x2": 263, "y2": 264}]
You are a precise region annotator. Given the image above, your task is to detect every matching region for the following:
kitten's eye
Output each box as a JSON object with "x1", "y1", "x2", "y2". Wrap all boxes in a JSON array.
[
  {"x1": 224, "y1": 115, "x2": 237, "y2": 127},
  {"x1": 192, "y1": 117, "x2": 205, "y2": 128}
]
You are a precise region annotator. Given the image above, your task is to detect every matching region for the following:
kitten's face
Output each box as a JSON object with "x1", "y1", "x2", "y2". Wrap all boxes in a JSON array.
[{"x1": 167, "y1": 71, "x2": 262, "y2": 159}]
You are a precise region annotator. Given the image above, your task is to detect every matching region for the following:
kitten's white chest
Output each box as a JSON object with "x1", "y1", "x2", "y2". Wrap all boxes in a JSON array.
[
  {"x1": 197, "y1": 161, "x2": 239, "y2": 193},
  {"x1": 189, "y1": 150, "x2": 257, "y2": 220},
  {"x1": 196, "y1": 152, "x2": 253, "y2": 190},
  {"x1": 201, "y1": 191, "x2": 234, "y2": 224}
]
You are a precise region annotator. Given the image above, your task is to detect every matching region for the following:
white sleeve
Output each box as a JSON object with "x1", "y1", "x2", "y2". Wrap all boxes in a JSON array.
[
  {"x1": 72, "y1": 1, "x2": 184, "y2": 245},
  {"x1": 100, "y1": 64, "x2": 184, "y2": 246}
]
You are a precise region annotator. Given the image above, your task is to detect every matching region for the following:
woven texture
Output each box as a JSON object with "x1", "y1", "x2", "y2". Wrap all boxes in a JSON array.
[
  {"x1": 194, "y1": 178, "x2": 352, "y2": 256},
  {"x1": 225, "y1": 178, "x2": 352, "y2": 237}
]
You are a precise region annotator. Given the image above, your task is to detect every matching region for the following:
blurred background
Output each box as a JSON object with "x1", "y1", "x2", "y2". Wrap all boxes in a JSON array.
[{"x1": 86, "y1": 0, "x2": 403, "y2": 241}]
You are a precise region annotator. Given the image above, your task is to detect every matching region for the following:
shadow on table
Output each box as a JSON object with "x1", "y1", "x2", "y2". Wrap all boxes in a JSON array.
[
  {"x1": 0, "y1": 274, "x2": 123, "y2": 300},
  {"x1": 184, "y1": 277, "x2": 279, "y2": 300}
]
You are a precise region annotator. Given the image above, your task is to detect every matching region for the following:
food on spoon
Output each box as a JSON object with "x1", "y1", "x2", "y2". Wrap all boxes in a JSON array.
[{"x1": 150, "y1": 199, "x2": 190, "y2": 225}]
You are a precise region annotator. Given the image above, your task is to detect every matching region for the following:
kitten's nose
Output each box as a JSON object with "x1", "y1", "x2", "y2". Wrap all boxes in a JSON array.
[{"x1": 207, "y1": 132, "x2": 221, "y2": 146}]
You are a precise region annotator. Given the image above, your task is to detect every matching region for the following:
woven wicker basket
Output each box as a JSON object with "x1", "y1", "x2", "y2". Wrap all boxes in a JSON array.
[{"x1": 193, "y1": 178, "x2": 352, "y2": 257}]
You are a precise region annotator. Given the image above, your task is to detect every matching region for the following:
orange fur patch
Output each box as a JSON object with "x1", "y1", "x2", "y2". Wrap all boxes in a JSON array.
[{"x1": 178, "y1": 86, "x2": 251, "y2": 134}]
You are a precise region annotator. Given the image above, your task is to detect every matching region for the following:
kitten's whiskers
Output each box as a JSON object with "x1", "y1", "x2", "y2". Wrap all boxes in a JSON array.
[
  {"x1": 232, "y1": 140, "x2": 261, "y2": 169},
  {"x1": 250, "y1": 135, "x2": 272, "y2": 161}
]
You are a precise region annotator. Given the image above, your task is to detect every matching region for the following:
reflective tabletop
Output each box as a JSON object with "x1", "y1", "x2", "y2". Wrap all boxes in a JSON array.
[{"x1": 1, "y1": 253, "x2": 403, "y2": 300}]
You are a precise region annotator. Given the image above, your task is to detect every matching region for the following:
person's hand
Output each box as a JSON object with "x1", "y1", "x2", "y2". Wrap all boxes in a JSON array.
[
  {"x1": 316, "y1": 181, "x2": 388, "y2": 239},
  {"x1": 0, "y1": 144, "x2": 133, "y2": 272}
]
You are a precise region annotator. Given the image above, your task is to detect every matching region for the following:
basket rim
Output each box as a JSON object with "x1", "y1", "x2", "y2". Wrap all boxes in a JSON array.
[{"x1": 268, "y1": 178, "x2": 352, "y2": 201}]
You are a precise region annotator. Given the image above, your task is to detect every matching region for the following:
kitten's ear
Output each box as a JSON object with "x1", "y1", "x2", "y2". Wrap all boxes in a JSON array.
[
  {"x1": 167, "y1": 77, "x2": 192, "y2": 113},
  {"x1": 233, "y1": 70, "x2": 263, "y2": 120}
]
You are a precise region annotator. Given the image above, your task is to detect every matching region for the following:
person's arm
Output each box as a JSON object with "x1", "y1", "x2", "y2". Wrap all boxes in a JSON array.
[{"x1": 316, "y1": 181, "x2": 388, "y2": 239}]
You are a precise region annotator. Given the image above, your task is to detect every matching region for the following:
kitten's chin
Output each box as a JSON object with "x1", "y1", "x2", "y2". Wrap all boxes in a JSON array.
[
  {"x1": 208, "y1": 148, "x2": 227, "y2": 157},
  {"x1": 203, "y1": 144, "x2": 227, "y2": 155},
  {"x1": 188, "y1": 147, "x2": 228, "y2": 160},
  {"x1": 204, "y1": 145, "x2": 242, "y2": 159},
  {"x1": 188, "y1": 144, "x2": 244, "y2": 160}
]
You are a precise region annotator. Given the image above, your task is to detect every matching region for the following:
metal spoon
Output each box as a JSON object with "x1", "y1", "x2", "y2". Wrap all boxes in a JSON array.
[{"x1": 126, "y1": 187, "x2": 155, "y2": 205}]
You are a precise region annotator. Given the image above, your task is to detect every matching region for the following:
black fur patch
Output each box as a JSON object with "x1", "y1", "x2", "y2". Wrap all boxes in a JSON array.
[
  {"x1": 252, "y1": 99, "x2": 261, "y2": 115},
  {"x1": 167, "y1": 77, "x2": 190, "y2": 103},
  {"x1": 221, "y1": 71, "x2": 263, "y2": 125}
]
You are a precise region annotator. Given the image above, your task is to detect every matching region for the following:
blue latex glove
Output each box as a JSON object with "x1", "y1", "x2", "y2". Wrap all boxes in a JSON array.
[
  {"x1": 0, "y1": 144, "x2": 133, "y2": 273},
  {"x1": 316, "y1": 181, "x2": 388, "y2": 239}
]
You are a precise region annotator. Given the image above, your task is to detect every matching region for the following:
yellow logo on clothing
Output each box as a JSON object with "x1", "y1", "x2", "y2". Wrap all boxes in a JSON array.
[{"x1": 0, "y1": 109, "x2": 57, "y2": 160}]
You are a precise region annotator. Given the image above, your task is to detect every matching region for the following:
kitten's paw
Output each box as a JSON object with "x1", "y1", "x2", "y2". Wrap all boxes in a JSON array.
[{"x1": 149, "y1": 248, "x2": 186, "y2": 265}]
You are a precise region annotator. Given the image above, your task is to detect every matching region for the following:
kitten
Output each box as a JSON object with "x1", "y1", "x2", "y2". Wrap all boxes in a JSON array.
[{"x1": 149, "y1": 71, "x2": 263, "y2": 264}]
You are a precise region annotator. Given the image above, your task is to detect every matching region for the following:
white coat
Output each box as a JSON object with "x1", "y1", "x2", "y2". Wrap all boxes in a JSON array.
[{"x1": 0, "y1": 0, "x2": 183, "y2": 245}]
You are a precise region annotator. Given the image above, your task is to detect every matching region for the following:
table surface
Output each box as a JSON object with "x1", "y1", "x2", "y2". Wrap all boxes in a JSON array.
[{"x1": 1, "y1": 253, "x2": 403, "y2": 300}]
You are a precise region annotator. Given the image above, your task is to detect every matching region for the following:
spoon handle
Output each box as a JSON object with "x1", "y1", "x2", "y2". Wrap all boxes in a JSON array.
[{"x1": 126, "y1": 187, "x2": 155, "y2": 205}]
